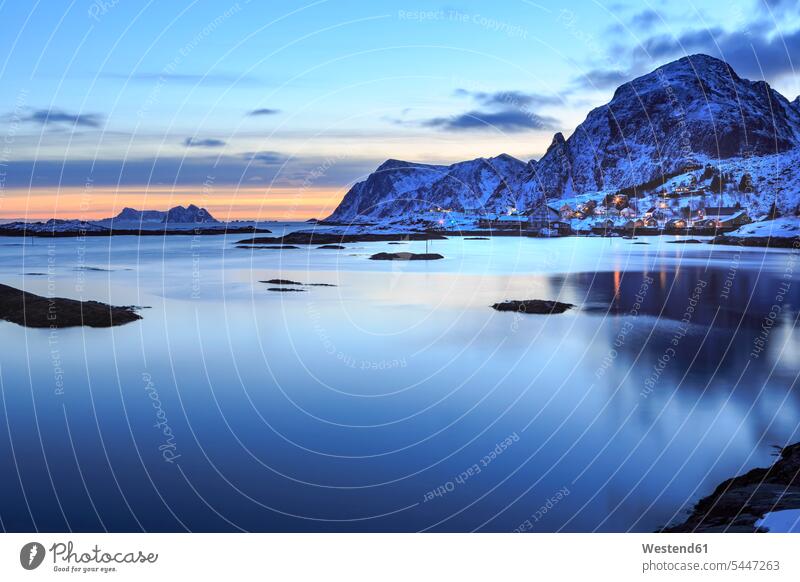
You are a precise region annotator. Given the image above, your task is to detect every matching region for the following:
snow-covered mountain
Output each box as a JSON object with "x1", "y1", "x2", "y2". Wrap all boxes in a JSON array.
[
  {"x1": 328, "y1": 54, "x2": 800, "y2": 223},
  {"x1": 326, "y1": 154, "x2": 531, "y2": 222},
  {"x1": 527, "y1": 53, "x2": 800, "y2": 200},
  {"x1": 104, "y1": 204, "x2": 219, "y2": 225}
]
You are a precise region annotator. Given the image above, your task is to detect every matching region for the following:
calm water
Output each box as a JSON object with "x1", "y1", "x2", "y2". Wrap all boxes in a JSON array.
[{"x1": 0, "y1": 228, "x2": 798, "y2": 532}]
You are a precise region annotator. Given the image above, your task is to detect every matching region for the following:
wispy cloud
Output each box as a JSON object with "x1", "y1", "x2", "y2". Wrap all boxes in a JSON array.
[
  {"x1": 454, "y1": 88, "x2": 562, "y2": 108},
  {"x1": 184, "y1": 137, "x2": 226, "y2": 148},
  {"x1": 0, "y1": 154, "x2": 382, "y2": 189},
  {"x1": 98, "y1": 71, "x2": 258, "y2": 86}
]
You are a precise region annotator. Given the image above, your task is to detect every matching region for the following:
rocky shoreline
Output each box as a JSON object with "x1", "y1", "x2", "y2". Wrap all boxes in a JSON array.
[
  {"x1": 664, "y1": 442, "x2": 800, "y2": 532},
  {"x1": 711, "y1": 234, "x2": 800, "y2": 248},
  {"x1": 237, "y1": 231, "x2": 447, "y2": 246},
  {"x1": 0, "y1": 284, "x2": 141, "y2": 328}
]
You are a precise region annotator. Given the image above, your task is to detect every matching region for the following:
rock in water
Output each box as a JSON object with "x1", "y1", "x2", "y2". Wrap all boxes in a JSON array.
[
  {"x1": 491, "y1": 299, "x2": 574, "y2": 314},
  {"x1": 261, "y1": 279, "x2": 303, "y2": 285},
  {"x1": 0, "y1": 283, "x2": 141, "y2": 328},
  {"x1": 238, "y1": 232, "x2": 446, "y2": 245},
  {"x1": 368, "y1": 252, "x2": 444, "y2": 261}
]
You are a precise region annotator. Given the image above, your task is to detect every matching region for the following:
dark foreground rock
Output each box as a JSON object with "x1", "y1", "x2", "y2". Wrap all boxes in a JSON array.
[
  {"x1": 368, "y1": 252, "x2": 444, "y2": 261},
  {"x1": 317, "y1": 245, "x2": 346, "y2": 249},
  {"x1": 667, "y1": 239, "x2": 704, "y2": 244},
  {"x1": 712, "y1": 235, "x2": 800, "y2": 248},
  {"x1": 0, "y1": 283, "x2": 141, "y2": 328},
  {"x1": 664, "y1": 442, "x2": 800, "y2": 532},
  {"x1": 237, "y1": 231, "x2": 447, "y2": 246},
  {"x1": 465, "y1": 237, "x2": 490, "y2": 240},
  {"x1": 491, "y1": 299, "x2": 574, "y2": 314}
]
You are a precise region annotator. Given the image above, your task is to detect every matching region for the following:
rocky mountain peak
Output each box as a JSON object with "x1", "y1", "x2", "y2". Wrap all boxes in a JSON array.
[{"x1": 327, "y1": 54, "x2": 800, "y2": 222}]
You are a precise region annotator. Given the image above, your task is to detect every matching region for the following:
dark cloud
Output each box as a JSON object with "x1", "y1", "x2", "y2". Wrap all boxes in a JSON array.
[
  {"x1": 22, "y1": 109, "x2": 102, "y2": 128},
  {"x1": 758, "y1": 0, "x2": 796, "y2": 12},
  {"x1": 184, "y1": 137, "x2": 226, "y2": 148},
  {"x1": 640, "y1": 28, "x2": 723, "y2": 59},
  {"x1": 573, "y1": 68, "x2": 632, "y2": 90},
  {"x1": 244, "y1": 151, "x2": 287, "y2": 165},
  {"x1": 600, "y1": 0, "x2": 800, "y2": 84},
  {"x1": 573, "y1": 0, "x2": 800, "y2": 95},
  {"x1": 637, "y1": 25, "x2": 800, "y2": 80},
  {"x1": 420, "y1": 87, "x2": 561, "y2": 132},
  {"x1": 629, "y1": 9, "x2": 660, "y2": 30},
  {"x1": 423, "y1": 109, "x2": 559, "y2": 132},
  {"x1": 247, "y1": 108, "x2": 281, "y2": 116}
]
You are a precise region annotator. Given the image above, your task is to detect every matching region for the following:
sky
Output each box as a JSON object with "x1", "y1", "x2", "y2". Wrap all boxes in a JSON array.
[{"x1": 0, "y1": 0, "x2": 798, "y2": 220}]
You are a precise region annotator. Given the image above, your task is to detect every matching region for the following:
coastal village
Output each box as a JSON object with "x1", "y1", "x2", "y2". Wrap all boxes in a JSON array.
[{"x1": 426, "y1": 164, "x2": 774, "y2": 237}]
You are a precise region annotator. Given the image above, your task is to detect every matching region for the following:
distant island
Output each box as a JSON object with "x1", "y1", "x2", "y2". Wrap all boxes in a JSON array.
[
  {"x1": 98, "y1": 203, "x2": 220, "y2": 225},
  {"x1": 0, "y1": 204, "x2": 271, "y2": 237}
]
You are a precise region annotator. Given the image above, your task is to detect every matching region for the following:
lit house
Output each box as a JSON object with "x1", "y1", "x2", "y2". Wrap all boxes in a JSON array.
[
  {"x1": 477, "y1": 213, "x2": 529, "y2": 230},
  {"x1": 524, "y1": 204, "x2": 560, "y2": 230},
  {"x1": 697, "y1": 207, "x2": 751, "y2": 228},
  {"x1": 665, "y1": 217, "x2": 688, "y2": 230}
]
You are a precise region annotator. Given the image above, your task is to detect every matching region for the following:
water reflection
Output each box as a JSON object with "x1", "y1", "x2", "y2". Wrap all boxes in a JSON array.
[{"x1": 0, "y1": 235, "x2": 798, "y2": 532}]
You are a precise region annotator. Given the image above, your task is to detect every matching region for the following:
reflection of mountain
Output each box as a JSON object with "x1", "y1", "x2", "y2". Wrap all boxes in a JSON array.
[
  {"x1": 558, "y1": 266, "x2": 797, "y2": 328},
  {"x1": 549, "y1": 265, "x2": 799, "y2": 389}
]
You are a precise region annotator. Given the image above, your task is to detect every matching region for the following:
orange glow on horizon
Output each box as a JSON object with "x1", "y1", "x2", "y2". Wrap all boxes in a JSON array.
[{"x1": 0, "y1": 186, "x2": 348, "y2": 222}]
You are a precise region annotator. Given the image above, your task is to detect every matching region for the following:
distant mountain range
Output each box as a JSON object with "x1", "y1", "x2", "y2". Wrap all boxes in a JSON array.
[{"x1": 327, "y1": 54, "x2": 800, "y2": 224}]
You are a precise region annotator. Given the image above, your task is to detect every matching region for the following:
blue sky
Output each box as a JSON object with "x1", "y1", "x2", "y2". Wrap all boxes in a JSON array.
[{"x1": 1, "y1": 0, "x2": 798, "y2": 218}]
